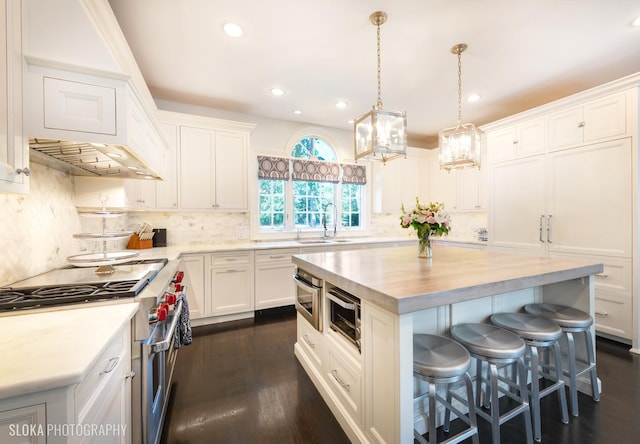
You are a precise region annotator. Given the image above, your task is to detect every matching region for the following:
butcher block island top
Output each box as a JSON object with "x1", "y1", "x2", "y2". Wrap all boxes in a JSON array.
[{"x1": 292, "y1": 245, "x2": 603, "y2": 314}]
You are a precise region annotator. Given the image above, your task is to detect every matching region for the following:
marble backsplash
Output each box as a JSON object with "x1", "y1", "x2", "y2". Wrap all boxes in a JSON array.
[
  {"x1": 0, "y1": 163, "x2": 82, "y2": 286},
  {"x1": 0, "y1": 163, "x2": 487, "y2": 286}
]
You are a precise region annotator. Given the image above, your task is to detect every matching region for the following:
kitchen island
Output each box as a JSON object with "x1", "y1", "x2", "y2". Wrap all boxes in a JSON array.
[{"x1": 291, "y1": 245, "x2": 603, "y2": 444}]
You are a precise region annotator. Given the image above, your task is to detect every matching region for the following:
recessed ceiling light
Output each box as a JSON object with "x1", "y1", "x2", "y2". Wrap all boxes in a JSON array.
[
  {"x1": 293, "y1": 110, "x2": 302, "y2": 115},
  {"x1": 270, "y1": 88, "x2": 285, "y2": 96},
  {"x1": 336, "y1": 101, "x2": 348, "y2": 109},
  {"x1": 348, "y1": 119, "x2": 355, "y2": 124},
  {"x1": 223, "y1": 22, "x2": 243, "y2": 37},
  {"x1": 467, "y1": 94, "x2": 481, "y2": 103},
  {"x1": 632, "y1": 16, "x2": 640, "y2": 27}
]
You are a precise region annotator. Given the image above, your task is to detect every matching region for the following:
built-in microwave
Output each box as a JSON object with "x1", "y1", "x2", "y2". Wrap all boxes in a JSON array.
[
  {"x1": 327, "y1": 286, "x2": 361, "y2": 353},
  {"x1": 293, "y1": 269, "x2": 323, "y2": 331}
]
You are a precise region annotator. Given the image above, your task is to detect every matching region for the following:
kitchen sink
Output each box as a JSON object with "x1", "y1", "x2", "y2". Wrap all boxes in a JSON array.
[
  {"x1": 297, "y1": 239, "x2": 332, "y2": 244},
  {"x1": 332, "y1": 239, "x2": 352, "y2": 242}
]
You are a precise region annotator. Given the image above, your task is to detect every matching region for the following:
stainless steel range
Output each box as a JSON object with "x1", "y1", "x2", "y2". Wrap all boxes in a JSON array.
[{"x1": 0, "y1": 257, "x2": 189, "y2": 444}]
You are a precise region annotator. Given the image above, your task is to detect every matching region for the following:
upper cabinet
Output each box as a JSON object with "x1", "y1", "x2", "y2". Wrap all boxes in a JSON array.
[
  {"x1": 162, "y1": 110, "x2": 255, "y2": 211},
  {"x1": 0, "y1": 0, "x2": 29, "y2": 194},
  {"x1": 547, "y1": 93, "x2": 627, "y2": 151},
  {"x1": 371, "y1": 148, "x2": 429, "y2": 213},
  {"x1": 487, "y1": 118, "x2": 546, "y2": 163}
]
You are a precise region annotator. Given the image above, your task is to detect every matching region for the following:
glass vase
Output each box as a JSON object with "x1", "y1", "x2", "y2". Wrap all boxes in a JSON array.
[{"x1": 418, "y1": 231, "x2": 432, "y2": 258}]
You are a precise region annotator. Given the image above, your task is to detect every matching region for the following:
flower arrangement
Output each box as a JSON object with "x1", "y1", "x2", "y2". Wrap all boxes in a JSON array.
[{"x1": 400, "y1": 198, "x2": 451, "y2": 257}]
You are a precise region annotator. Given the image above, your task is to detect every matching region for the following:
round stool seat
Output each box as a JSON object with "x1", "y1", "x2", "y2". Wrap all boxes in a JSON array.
[
  {"x1": 490, "y1": 312, "x2": 563, "y2": 342},
  {"x1": 413, "y1": 334, "x2": 471, "y2": 379},
  {"x1": 524, "y1": 303, "x2": 593, "y2": 329},
  {"x1": 451, "y1": 323, "x2": 526, "y2": 360}
]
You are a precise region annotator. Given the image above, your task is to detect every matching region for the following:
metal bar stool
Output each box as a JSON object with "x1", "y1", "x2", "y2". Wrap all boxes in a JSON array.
[
  {"x1": 490, "y1": 313, "x2": 569, "y2": 441},
  {"x1": 450, "y1": 323, "x2": 533, "y2": 444},
  {"x1": 523, "y1": 303, "x2": 599, "y2": 416},
  {"x1": 413, "y1": 334, "x2": 480, "y2": 444}
]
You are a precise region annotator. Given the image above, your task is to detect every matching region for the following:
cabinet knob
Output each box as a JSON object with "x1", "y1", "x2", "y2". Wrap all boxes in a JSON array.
[
  {"x1": 513, "y1": 140, "x2": 519, "y2": 144},
  {"x1": 578, "y1": 121, "x2": 586, "y2": 128},
  {"x1": 16, "y1": 167, "x2": 31, "y2": 176},
  {"x1": 125, "y1": 371, "x2": 136, "y2": 380}
]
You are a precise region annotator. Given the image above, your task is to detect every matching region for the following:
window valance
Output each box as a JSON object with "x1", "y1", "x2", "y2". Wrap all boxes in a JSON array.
[
  {"x1": 291, "y1": 159, "x2": 340, "y2": 183},
  {"x1": 257, "y1": 156, "x2": 290, "y2": 180},
  {"x1": 341, "y1": 164, "x2": 367, "y2": 184}
]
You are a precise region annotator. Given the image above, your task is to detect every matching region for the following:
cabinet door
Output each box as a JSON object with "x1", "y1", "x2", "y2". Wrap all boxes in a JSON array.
[
  {"x1": 124, "y1": 179, "x2": 156, "y2": 209},
  {"x1": 0, "y1": 0, "x2": 28, "y2": 193},
  {"x1": 180, "y1": 126, "x2": 214, "y2": 209},
  {"x1": 490, "y1": 156, "x2": 546, "y2": 253},
  {"x1": 457, "y1": 168, "x2": 482, "y2": 210},
  {"x1": 214, "y1": 131, "x2": 247, "y2": 210},
  {"x1": 211, "y1": 265, "x2": 254, "y2": 315},
  {"x1": 428, "y1": 154, "x2": 457, "y2": 209},
  {"x1": 546, "y1": 138, "x2": 632, "y2": 258},
  {"x1": 372, "y1": 159, "x2": 402, "y2": 213},
  {"x1": 548, "y1": 106, "x2": 584, "y2": 150},
  {"x1": 255, "y1": 263, "x2": 296, "y2": 309},
  {"x1": 488, "y1": 127, "x2": 518, "y2": 163},
  {"x1": 156, "y1": 122, "x2": 179, "y2": 209},
  {"x1": 517, "y1": 118, "x2": 546, "y2": 157},
  {"x1": 0, "y1": 404, "x2": 47, "y2": 444},
  {"x1": 181, "y1": 255, "x2": 206, "y2": 319},
  {"x1": 583, "y1": 93, "x2": 627, "y2": 142}
]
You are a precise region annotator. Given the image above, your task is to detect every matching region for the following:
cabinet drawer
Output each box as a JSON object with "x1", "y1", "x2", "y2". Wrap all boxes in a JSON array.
[
  {"x1": 255, "y1": 248, "x2": 297, "y2": 264},
  {"x1": 326, "y1": 343, "x2": 362, "y2": 423},
  {"x1": 594, "y1": 297, "x2": 632, "y2": 340},
  {"x1": 75, "y1": 328, "x2": 128, "y2": 420},
  {"x1": 210, "y1": 252, "x2": 253, "y2": 266},
  {"x1": 594, "y1": 258, "x2": 632, "y2": 297},
  {"x1": 297, "y1": 314, "x2": 325, "y2": 369}
]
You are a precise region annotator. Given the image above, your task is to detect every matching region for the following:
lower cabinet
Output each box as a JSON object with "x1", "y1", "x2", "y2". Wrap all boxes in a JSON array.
[
  {"x1": 180, "y1": 254, "x2": 205, "y2": 320},
  {"x1": 0, "y1": 324, "x2": 131, "y2": 444},
  {"x1": 255, "y1": 249, "x2": 297, "y2": 310},
  {"x1": 325, "y1": 336, "x2": 363, "y2": 425},
  {"x1": 210, "y1": 251, "x2": 254, "y2": 316}
]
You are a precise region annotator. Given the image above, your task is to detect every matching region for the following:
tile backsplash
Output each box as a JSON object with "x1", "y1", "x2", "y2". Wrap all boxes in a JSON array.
[{"x1": 0, "y1": 163, "x2": 82, "y2": 286}]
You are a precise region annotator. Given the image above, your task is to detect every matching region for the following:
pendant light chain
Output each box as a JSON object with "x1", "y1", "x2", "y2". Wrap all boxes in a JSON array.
[
  {"x1": 457, "y1": 48, "x2": 463, "y2": 125},
  {"x1": 376, "y1": 20, "x2": 383, "y2": 109}
]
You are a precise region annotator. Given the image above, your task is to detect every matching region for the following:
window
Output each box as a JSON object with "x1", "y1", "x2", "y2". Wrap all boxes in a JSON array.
[{"x1": 257, "y1": 136, "x2": 365, "y2": 234}]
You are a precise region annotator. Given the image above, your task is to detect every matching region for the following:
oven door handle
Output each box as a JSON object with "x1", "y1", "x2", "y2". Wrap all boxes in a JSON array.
[
  {"x1": 293, "y1": 275, "x2": 321, "y2": 293},
  {"x1": 327, "y1": 292, "x2": 355, "y2": 310},
  {"x1": 146, "y1": 298, "x2": 184, "y2": 354}
]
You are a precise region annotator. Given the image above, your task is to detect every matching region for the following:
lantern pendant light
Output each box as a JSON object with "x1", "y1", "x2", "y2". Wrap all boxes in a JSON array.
[
  {"x1": 354, "y1": 11, "x2": 407, "y2": 164},
  {"x1": 439, "y1": 43, "x2": 482, "y2": 171}
]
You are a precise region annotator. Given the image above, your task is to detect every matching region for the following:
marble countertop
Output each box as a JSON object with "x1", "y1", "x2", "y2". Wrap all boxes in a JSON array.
[
  {"x1": 291, "y1": 245, "x2": 603, "y2": 315},
  {"x1": 0, "y1": 303, "x2": 138, "y2": 400}
]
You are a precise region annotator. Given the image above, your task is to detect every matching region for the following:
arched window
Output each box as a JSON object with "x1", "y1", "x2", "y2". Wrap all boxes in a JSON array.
[{"x1": 257, "y1": 135, "x2": 364, "y2": 234}]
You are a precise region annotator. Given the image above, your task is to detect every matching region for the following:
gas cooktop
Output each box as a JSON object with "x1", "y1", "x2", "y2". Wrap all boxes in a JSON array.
[{"x1": 0, "y1": 258, "x2": 168, "y2": 312}]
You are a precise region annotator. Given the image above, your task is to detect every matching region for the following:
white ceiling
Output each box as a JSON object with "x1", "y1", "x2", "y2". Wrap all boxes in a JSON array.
[{"x1": 108, "y1": 0, "x2": 640, "y2": 148}]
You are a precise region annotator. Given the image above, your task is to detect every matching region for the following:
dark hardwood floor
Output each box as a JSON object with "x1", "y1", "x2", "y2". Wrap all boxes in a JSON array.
[{"x1": 161, "y1": 308, "x2": 640, "y2": 444}]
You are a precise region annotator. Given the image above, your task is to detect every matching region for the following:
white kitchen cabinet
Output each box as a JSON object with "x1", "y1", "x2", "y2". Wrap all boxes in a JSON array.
[
  {"x1": 297, "y1": 312, "x2": 325, "y2": 369},
  {"x1": 325, "y1": 335, "x2": 363, "y2": 425},
  {"x1": 488, "y1": 117, "x2": 546, "y2": 163},
  {"x1": 428, "y1": 149, "x2": 484, "y2": 211},
  {"x1": 546, "y1": 138, "x2": 632, "y2": 258},
  {"x1": 155, "y1": 121, "x2": 179, "y2": 209},
  {"x1": 180, "y1": 126, "x2": 248, "y2": 210},
  {"x1": 210, "y1": 251, "x2": 254, "y2": 315},
  {"x1": 254, "y1": 249, "x2": 297, "y2": 310},
  {"x1": 372, "y1": 149, "x2": 429, "y2": 213},
  {"x1": 0, "y1": 0, "x2": 29, "y2": 194},
  {"x1": 181, "y1": 254, "x2": 206, "y2": 320},
  {"x1": 490, "y1": 155, "x2": 547, "y2": 253},
  {"x1": 0, "y1": 404, "x2": 46, "y2": 444},
  {"x1": 547, "y1": 92, "x2": 627, "y2": 150},
  {"x1": 0, "y1": 320, "x2": 132, "y2": 444},
  {"x1": 123, "y1": 179, "x2": 156, "y2": 209}
]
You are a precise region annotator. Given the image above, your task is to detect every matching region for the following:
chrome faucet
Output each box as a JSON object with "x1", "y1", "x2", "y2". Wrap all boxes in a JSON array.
[{"x1": 322, "y1": 202, "x2": 333, "y2": 239}]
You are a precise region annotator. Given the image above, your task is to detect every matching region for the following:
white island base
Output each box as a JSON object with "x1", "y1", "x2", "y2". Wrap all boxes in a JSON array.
[{"x1": 293, "y1": 246, "x2": 602, "y2": 444}]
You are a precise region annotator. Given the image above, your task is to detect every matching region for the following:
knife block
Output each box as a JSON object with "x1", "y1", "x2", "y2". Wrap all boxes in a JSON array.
[{"x1": 127, "y1": 233, "x2": 153, "y2": 249}]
